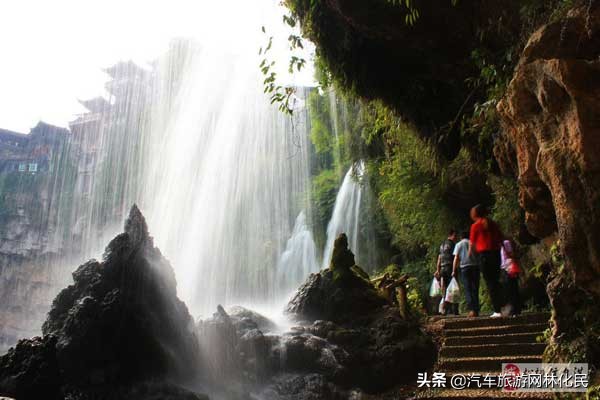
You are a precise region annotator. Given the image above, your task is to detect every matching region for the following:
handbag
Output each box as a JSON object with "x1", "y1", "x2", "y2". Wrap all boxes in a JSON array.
[{"x1": 505, "y1": 258, "x2": 522, "y2": 278}]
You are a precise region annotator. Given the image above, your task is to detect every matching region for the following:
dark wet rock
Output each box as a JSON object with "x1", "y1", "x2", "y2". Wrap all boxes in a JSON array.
[
  {"x1": 298, "y1": 308, "x2": 434, "y2": 392},
  {"x1": 226, "y1": 305, "x2": 278, "y2": 333},
  {"x1": 199, "y1": 299, "x2": 434, "y2": 395},
  {"x1": 283, "y1": 292, "x2": 433, "y2": 391},
  {"x1": 306, "y1": 320, "x2": 338, "y2": 339},
  {"x1": 286, "y1": 233, "x2": 386, "y2": 325},
  {"x1": 274, "y1": 334, "x2": 350, "y2": 382},
  {"x1": 196, "y1": 305, "x2": 278, "y2": 384},
  {"x1": 0, "y1": 205, "x2": 203, "y2": 400},
  {"x1": 281, "y1": 233, "x2": 435, "y2": 392},
  {"x1": 285, "y1": 268, "x2": 387, "y2": 325},
  {"x1": 260, "y1": 373, "x2": 350, "y2": 400},
  {"x1": 63, "y1": 381, "x2": 209, "y2": 400},
  {"x1": 0, "y1": 336, "x2": 61, "y2": 400},
  {"x1": 328, "y1": 234, "x2": 355, "y2": 273}
]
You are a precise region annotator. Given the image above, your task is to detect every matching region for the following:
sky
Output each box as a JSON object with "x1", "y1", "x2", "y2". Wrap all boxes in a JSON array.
[{"x1": 0, "y1": 0, "x2": 314, "y2": 133}]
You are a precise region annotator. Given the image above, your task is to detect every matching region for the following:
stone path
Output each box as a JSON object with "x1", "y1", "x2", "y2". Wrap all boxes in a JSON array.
[{"x1": 417, "y1": 313, "x2": 552, "y2": 399}]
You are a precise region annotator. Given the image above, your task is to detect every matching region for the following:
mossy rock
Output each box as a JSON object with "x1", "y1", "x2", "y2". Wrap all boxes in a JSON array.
[{"x1": 286, "y1": 268, "x2": 387, "y2": 324}]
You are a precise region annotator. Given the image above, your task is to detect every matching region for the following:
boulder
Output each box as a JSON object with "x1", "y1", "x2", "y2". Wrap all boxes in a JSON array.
[
  {"x1": 285, "y1": 269, "x2": 387, "y2": 324},
  {"x1": 281, "y1": 233, "x2": 435, "y2": 392},
  {"x1": 196, "y1": 305, "x2": 279, "y2": 384},
  {"x1": 199, "y1": 297, "x2": 434, "y2": 394},
  {"x1": 262, "y1": 307, "x2": 436, "y2": 396},
  {"x1": 259, "y1": 373, "x2": 350, "y2": 400},
  {"x1": 0, "y1": 336, "x2": 61, "y2": 400},
  {"x1": 286, "y1": 234, "x2": 387, "y2": 324},
  {"x1": 226, "y1": 305, "x2": 278, "y2": 333},
  {"x1": 0, "y1": 205, "x2": 203, "y2": 400}
]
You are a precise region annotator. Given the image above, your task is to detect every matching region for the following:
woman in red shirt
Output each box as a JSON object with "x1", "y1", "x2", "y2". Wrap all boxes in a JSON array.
[{"x1": 468, "y1": 204, "x2": 504, "y2": 317}]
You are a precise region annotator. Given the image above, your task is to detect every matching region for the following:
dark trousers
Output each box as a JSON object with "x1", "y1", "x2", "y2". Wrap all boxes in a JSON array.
[
  {"x1": 506, "y1": 276, "x2": 521, "y2": 315},
  {"x1": 460, "y1": 265, "x2": 480, "y2": 313},
  {"x1": 441, "y1": 267, "x2": 459, "y2": 315},
  {"x1": 480, "y1": 250, "x2": 503, "y2": 313}
]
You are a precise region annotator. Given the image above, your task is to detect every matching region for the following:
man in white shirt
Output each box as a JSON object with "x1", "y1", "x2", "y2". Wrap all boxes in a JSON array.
[{"x1": 453, "y1": 231, "x2": 480, "y2": 317}]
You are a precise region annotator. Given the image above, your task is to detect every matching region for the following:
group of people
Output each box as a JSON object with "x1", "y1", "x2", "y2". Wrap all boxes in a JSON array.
[{"x1": 434, "y1": 204, "x2": 521, "y2": 318}]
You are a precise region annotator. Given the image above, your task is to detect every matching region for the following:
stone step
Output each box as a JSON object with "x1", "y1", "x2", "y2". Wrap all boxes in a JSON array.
[
  {"x1": 437, "y1": 355, "x2": 543, "y2": 373},
  {"x1": 440, "y1": 343, "x2": 546, "y2": 358},
  {"x1": 443, "y1": 313, "x2": 550, "y2": 331},
  {"x1": 444, "y1": 332, "x2": 542, "y2": 346},
  {"x1": 444, "y1": 323, "x2": 548, "y2": 338},
  {"x1": 416, "y1": 387, "x2": 553, "y2": 399}
]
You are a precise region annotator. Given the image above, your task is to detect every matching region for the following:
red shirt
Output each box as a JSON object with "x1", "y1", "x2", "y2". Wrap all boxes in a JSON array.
[{"x1": 470, "y1": 218, "x2": 502, "y2": 252}]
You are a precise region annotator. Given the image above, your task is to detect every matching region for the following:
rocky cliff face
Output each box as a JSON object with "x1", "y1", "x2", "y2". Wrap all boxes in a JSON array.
[
  {"x1": 497, "y1": 4, "x2": 600, "y2": 367},
  {"x1": 0, "y1": 123, "x2": 79, "y2": 353},
  {"x1": 0, "y1": 206, "x2": 204, "y2": 400},
  {"x1": 0, "y1": 257, "x2": 67, "y2": 352}
]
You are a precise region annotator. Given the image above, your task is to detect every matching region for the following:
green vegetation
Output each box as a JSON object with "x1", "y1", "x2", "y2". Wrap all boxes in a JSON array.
[{"x1": 293, "y1": 0, "x2": 582, "y2": 316}]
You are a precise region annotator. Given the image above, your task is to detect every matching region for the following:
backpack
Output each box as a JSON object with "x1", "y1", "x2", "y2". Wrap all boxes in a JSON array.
[{"x1": 439, "y1": 239, "x2": 454, "y2": 267}]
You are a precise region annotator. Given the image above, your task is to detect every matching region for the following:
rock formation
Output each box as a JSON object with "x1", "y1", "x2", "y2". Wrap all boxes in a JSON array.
[
  {"x1": 287, "y1": 233, "x2": 386, "y2": 323},
  {"x1": 0, "y1": 205, "x2": 205, "y2": 400},
  {"x1": 282, "y1": 234, "x2": 435, "y2": 393},
  {"x1": 191, "y1": 234, "x2": 434, "y2": 397},
  {"x1": 497, "y1": 4, "x2": 600, "y2": 367}
]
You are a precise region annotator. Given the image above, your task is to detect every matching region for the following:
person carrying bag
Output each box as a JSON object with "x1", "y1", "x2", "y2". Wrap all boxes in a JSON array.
[{"x1": 501, "y1": 239, "x2": 522, "y2": 317}]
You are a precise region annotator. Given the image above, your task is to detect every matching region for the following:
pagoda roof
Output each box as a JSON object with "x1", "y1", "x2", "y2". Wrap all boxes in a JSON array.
[
  {"x1": 78, "y1": 97, "x2": 110, "y2": 113},
  {"x1": 29, "y1": 121, "x2": 70, "y2": 137},
  {"x1": 103, "y1": 60, "x2": 149, "y2": 78},
  {"x1": 0, "y1": 128, "x2": 27, "y2": 139}
]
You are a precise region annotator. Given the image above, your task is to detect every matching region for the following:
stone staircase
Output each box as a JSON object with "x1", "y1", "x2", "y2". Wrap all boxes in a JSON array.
[{"x1": 417, "y1": 312, "x2": 552, "y2": 399}]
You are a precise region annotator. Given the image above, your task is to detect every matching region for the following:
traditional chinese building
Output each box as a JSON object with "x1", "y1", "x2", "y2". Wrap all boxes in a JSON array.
[{"x1": 0, "y1": 122, "x2": 70, "y2": 174}]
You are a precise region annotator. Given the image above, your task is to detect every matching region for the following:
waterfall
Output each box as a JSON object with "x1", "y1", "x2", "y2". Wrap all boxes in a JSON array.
[
  {"x1": 0, "y1": 0, "x2": 319, "y2": 352},
  {"x1": 139, "y1": 45, "x2": 313, "y2": 317},
  {"x1": 276, "y1": 211, "x2": 319, "y2": 298},
  {"x1": 321, "y1": 160, "x2": 365, "y2": 268}
]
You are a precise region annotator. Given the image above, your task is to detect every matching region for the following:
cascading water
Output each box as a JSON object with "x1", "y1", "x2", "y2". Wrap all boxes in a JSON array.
[
  {"x1": 275, "y1": 211, "x2": 319, "y2": 299},
  {"x1": 321, "y1": 160, "x2": 365, "y2": 268},
  {"x1": 139, "y1": 33, "x2": 314, "y2": 318},
  {"x1": 0, "y1": 0, "x2": 319, "y2": 352}
]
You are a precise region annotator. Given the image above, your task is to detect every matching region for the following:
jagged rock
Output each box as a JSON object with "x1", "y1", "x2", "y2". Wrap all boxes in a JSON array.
[
  {"x1": 284, "y1": 279, "x2": 433, "y2": 389},
  {"x1": 286, "y1": 233, "x2": 386, "y2": 324},
  {"x1": 199, "y1": 299, "x2": 434, "y2": 394},
  {"x1": 226, "y1": 306, "x2": 278, "y2": 333},
  {"x1": 0, "y1": 205, "x2": 203, "y2": 400},
  {"x1": 497, "y1": 5, "x2": 600, "y2": 369},
  {"x1": 274, "y1": 333, "x2": 350, "y2": 383},
  {"x1": 260, "y1": 373, "x2": 350, "y2": 400},
  {"x1": 196, "y1": 305, "x2": 279, "y2": 384},
  {"x1": 64, "y1": 381, "x2": 209, "y2": 400},
  {"x1": 0, "y1": 336, "x2": 61, "y2": 400},
  {"x1": 285, "y1": 268, "x2": 386, "y2": 324},
  {"x1": 281, "y1": 233, "x2": 434, "y2": 391}
]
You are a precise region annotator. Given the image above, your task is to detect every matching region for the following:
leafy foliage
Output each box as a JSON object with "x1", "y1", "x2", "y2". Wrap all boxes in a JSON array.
[{"x1": 258, "y1": 18, "x2": 307, "y2": 115}]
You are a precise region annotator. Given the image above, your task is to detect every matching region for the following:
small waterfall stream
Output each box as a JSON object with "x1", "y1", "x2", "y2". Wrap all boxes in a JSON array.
[
  {"x1": 321, "y1": 160, "x2": 365, "y2": 268},
  {"x1": 276, "y1": 211, "x2": 319, "y2": 299}
]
